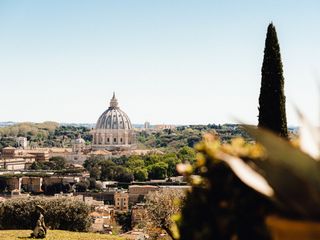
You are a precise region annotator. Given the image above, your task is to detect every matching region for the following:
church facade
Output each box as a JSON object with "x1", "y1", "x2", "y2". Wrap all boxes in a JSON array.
[{"x1": 91, "y1": 93, "x2": 136, "y2": 151}]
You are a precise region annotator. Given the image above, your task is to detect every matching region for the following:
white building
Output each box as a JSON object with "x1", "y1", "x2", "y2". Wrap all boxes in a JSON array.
[
  {"x1": 72, "y1": 135, "x2": 86, "y2": 153},
  {"x1": 144, "y1": 121, "x2": 150, "y2": 129},
  {"x1": 16, "y1": 137, "x2": 28, "y2": 149}
]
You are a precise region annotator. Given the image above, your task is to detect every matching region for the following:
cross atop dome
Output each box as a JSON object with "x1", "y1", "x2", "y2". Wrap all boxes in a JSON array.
[{"x1": 109, "y1": 92, "x2": 119, "y2": 108}]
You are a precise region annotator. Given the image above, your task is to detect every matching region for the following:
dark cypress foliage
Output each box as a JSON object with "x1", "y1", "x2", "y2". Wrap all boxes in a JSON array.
[{"x1": 258, "y1": 23, "x2": 288, "y2": 138}]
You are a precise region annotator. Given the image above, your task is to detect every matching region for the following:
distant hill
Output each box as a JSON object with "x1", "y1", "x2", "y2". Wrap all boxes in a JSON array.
[
  {"x1": 0, "y1": 122, "x2": 15, "y2": 128},
  {"x1": 60, "y1": 123, "x2": 95, "y2": 129}
]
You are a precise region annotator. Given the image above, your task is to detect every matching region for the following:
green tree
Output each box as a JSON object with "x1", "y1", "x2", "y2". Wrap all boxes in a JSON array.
[
  {"x1": 148, "y1": 162, "x2": 168, "y2": 180},
  {"x1": 30, "y1": 162, "x2": 44, "y2": 170},
  {"x1": 133, "y1": 168, "x2": 148, "y2": 181},
  {"x1": 164, "y1": 157, "x2": 181, "y2": 178},
  {"x1": 115, "y1": 212, "x2": 132, "y2": 233},
  {"x1": 0, "y1": 178, "x2": 8, "y2": 192},
  {"x1": 100, "y1": 160, "x2": 116, "y2": 180},
  {"x1": 258, "y1": 23, "x2": 288, "y2": 138},
  {"x1": 178, "y1": 146, "x2": 196, "y2": 162},
  {"x1": 126, "y1": 156, "x2": 145, "y2": 170},
  {"x1": 0, "y1": 138, "x2": 17, "y2": 150},
  {"x1": 29, "y1": 161, "x2": 52, "y2": 170},
  {"x1": 144, "y1": 154, "x2": 161, "y2": 166},
  {"x1": 88, "y1": 178, "x2": 98, "y2": 190},
  {"x1": 90, "y1": 166, "x2": 101, "y2": 179},
  {"x1": 42, "y1": 182, "x2": 71, "y2": 195},
  {"x1": 83, "y1": 155, "x2": 104, "y2": 171},
  {"x1": 113, "y1": 166, "x2": 134, "y2": 182},
  {"x1": 75, "y1": 180, "x2": 89, "y2": 192},
  {"x1": 29, "y1": 157, "x2": 67, "y2": 171},
  {"x1": 49, "y1": 156, "x2": 67, "y2": 170}
]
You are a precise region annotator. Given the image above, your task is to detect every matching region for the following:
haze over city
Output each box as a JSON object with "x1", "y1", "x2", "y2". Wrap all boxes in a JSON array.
[{"x1": 0, "y1": 0, "x2": 319, "y2": 125}]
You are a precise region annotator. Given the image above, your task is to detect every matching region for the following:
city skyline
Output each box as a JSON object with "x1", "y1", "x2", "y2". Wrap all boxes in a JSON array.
[{"x1": 0, "y1": 1, "x2": 319, "y2": 126}]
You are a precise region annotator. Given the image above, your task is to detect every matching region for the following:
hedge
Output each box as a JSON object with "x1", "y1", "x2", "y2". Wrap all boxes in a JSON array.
[{"x1": 0, "y1": 197, "x2": 91, "y2": 231}]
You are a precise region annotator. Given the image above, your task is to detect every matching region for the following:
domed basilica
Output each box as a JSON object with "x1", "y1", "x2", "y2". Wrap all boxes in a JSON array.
[{"x1": 91, "y1": 93, "x2": 136, "y2": 151}]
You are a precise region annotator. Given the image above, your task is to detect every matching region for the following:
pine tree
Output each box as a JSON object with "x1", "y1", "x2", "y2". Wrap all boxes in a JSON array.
[{"x1": 258, "y1": 23, "x2": 288, "y2": 138}]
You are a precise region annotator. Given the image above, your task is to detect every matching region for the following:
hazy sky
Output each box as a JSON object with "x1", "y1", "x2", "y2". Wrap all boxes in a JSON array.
[{"x1": 0, "y1": 0, "x2": 319, "y2": 125}]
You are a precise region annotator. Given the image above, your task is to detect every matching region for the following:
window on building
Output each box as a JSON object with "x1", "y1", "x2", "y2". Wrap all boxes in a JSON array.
[
  {"x1": 107, "y1": 138, "x2": 109, "y2": 142},
  {"x1": 114, "y1": 138, "x2": 116, "y2": 142},
  {"x1": 120, "y1": 138, "x2": 123, "y2": 142}
]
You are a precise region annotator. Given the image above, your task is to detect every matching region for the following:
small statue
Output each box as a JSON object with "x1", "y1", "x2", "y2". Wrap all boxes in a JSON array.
[{"x1": 30, "y1": 205, "x2": 47, "y2": 239}]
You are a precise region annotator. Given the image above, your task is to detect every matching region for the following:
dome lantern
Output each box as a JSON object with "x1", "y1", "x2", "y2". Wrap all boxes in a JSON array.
[{"x1": 109, "y1": 92, "x2": 119, "y2": 109}]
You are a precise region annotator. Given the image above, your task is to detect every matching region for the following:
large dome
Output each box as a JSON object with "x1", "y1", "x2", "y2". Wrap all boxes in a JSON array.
[
  {"x1": 95, "y1": 93, "x2": 132, "y2": 130},
  {"x1": 91, "y1": 93, "x2": 136, "y2": 151},
  {"x1": 96, "y1": 103, "x2": 132, "y2": 130}
]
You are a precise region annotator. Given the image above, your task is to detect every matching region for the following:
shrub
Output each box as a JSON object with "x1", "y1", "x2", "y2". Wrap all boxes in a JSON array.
[
  {"x1": 115, "y1": 211, "x2": 132, "y2": 233},
  {"x1": 0, "y1": 179, "x2": 7, "y2": 192},
  {"x1": 0, "y1": 197, "x2": 91, "y2": 231},
  {"x1": 75, "y1": 180, "x2": 89, "y2": 192},
  {"x1": 42, "y1": 182, "x2": 72, "y2": 195},
  {"x1": 145, "y1": 188, "x2": 185, "y2": 239}
]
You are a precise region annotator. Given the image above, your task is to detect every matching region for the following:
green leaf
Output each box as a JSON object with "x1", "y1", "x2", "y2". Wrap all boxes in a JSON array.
[{"x1": 243, "y1": 125, "x2": 320, "y2": 190}]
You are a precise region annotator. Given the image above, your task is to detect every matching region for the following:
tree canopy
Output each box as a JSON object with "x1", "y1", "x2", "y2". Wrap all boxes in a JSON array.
[{"x1": 258, "y1": 23, "x2": 288, "y2": 138}]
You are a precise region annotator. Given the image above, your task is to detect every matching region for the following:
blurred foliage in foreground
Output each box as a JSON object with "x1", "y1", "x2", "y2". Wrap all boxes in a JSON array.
[
  {"x1": 174, "y1": 122, "x2": 320, "y2": 240},
  {"x1": 175, "y1": 134, "x2": 272, "y2": 240}
]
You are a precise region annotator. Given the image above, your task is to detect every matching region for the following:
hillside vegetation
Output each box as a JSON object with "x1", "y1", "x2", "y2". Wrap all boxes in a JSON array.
[{"x1": 0, "y1": 122, "x2": 92, "y2": 148}]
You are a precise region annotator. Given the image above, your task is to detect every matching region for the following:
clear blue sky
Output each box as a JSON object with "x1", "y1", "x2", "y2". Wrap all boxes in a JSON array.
[{"x1": 0, "y1": 0, "x2": 319, "y2": 125}]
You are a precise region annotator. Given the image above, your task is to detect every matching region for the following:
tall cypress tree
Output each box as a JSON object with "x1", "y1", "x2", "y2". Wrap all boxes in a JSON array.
[{"x1": 258, "y1": 23, "x2": 288, "y2": 138}]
